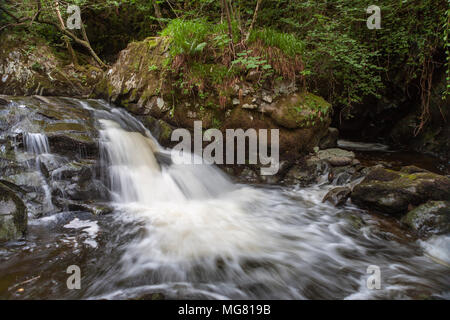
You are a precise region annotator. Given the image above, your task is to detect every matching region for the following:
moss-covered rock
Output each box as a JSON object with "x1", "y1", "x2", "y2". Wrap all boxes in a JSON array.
[
  {"x1": 100, "y1": 37, "x2": 171, "y2": 113},
  {"x1": 0, "y1": 33, "x2": 103, "y2": 97},
  {"x1": 267, "y1": 92, "x2": 331, "y2": 129},
  {"x1": 351, "y1": 166, "x2": 450, "y2": 214},
  {"x1": 0, "y1": 181, "x2": 27, "y2": 241},
  {"x1": 100, "y1": 36, "x2": 333, "y2": 164},
  {"x1": 401, "y1": 201, "x2": 450, "y2": 238}
]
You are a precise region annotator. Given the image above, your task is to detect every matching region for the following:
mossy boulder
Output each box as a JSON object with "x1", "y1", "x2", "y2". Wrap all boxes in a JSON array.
[
  {"x1": 401, "y1": 201, "x2": 450, "y2": 238},
  {"x1": 0, "y1": 34, "x2": 103, "y2": 97},
  {"x1": 266, "y1": 92, "x2": 331, "y2": 129},
  {"x1": 0, "y1": 181, "x2": 27, "y2": 241},
  {"x1": 99, "y1": 37, "x2": 171, "y2": 113},
  {"x1": 351, "y1": 166, "x2": 450, "y2": 214},
  {"x1": 100, "y1": 36, "x2": 333, "y2": 164}
]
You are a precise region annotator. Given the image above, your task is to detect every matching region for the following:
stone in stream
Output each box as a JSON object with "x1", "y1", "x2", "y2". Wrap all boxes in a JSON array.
[
  {"x1": 283, "y1": 159, "x2": 329, "y2": 186},
  {"x1": 0, "y1": 182, "x2": 27, "y2": 241},
  {"x1": 53, "y1": 198, "x2": 113, "y2": 216},
  {"x1": 315, "y1": 148, "x2": 355, "y2": 167},
  {"x1": 401, "y1": 201, "x2": 450, "y2": 238},
  {"x1": 322, "y1": 187, "x2": 352, "y2": 207},
  {"x1": 351, "y1": 166, "x2": 450, "y2": 215}
]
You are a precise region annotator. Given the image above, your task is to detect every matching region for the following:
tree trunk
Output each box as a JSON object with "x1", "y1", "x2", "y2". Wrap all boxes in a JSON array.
[
  {"x1": 53, "y1": 0, "x2": 78, "y2": 66},
  {"x1": 152, "y1": 0, "x2": 165, "y2": 29},
  {"x1": 246, "y1": 0, "x2": 262, "y2": 41},
  {"x1": 222, "y1": 0, "x2": 235, "y2": 56}
]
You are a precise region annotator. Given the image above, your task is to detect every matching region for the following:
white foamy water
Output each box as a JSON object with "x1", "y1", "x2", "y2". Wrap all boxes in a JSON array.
[
  {"x1": 99, "y1": 119, "x2": 279, "y2": 265},
  {"x1": 24, "y1": 133, "x2": 50, "y2": 155},
  {"x1": 96, "y1": 117, "x2": 449, "y2": 300},
  {"x1": 420, "y1": 235, "x2": 450, "y2": 266},
  {"x1": 337, "y1": 139, "x2": 389, "y2": 151},
  {"x1": 22, "y1": 132, "x2": 54, "y2": 213},
  {"x1": 64, "y1": 218, "x2": 99, "y2": 248}
]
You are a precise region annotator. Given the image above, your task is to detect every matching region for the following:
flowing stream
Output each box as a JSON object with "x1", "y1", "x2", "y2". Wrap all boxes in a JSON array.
[{"x1": 0, "y1": 98, "x2": 448, "y2": 299}]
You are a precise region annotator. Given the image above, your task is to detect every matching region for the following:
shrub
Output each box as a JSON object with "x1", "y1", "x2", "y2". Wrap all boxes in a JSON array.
[{"x1": 248, "y1": 28, "x2": 305, "y2": 57}]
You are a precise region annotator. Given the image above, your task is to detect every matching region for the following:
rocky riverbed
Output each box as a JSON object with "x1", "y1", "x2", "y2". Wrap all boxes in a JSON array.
[{"x1": 0, "y1": 95, "x2": 449, "y2": 299}]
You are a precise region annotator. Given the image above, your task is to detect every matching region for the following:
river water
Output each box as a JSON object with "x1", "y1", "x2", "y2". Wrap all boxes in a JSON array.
[{"x1": 0, "y1": 98, "x2": 448, "y2": 299}]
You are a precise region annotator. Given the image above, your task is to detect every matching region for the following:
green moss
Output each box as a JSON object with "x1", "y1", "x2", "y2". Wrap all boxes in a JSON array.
[
  {"x1": 158, "y1": 120, "x2": 173, "y2": 143},
  {"x1": 248, "y1": 28, "x2": 305, "y2": 57},
  {"x1": 271, "y1": 92, "x2": 331, "y2": 129}
]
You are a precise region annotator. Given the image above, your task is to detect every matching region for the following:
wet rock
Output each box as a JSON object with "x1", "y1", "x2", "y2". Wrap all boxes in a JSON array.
[
  {"x1": 134, "y1": 292, "x2": 165, "y2": 300},
  {"x1": 337, "y1": 212, "x2": 366, "y2": 229},
  {"x1": 140, "y1": 116, "x2": 174, "y2": 147},
  {"x1": 237, "y1": 167, "x2": 260, "y2": 183},
  {"x1": 284, "y1": 159, "x2": 329, "y2": 186},
  {"x1": 323, "y1": 187, "x2": 352, "y2": 207},
  {"x1": 316, "y1": 148, "x2": 355, "y2": 167},
  {"x1": 319, "y1": 127, "x2": 339, "y2": 149},
  {"x1": 329, "y1": 166, "x2": 355, "y2": 185},
  {"x1": 401, "y1": 201, "x2": 450, "y2": 238},
  {"x1": 0, "y1": 182, "x2": 27, "y2": 241},
  {"x1": 55, "y1": 180, "x2": 110, "y2": 202},
  {"x1": 51, "y1": 161, "x2": 96, "y2": 182},
  {"x1": 351, "y1": 166, "x2": 450, "y2": 215},
  {"x1": 47, "y1": 134, "x2": 98, "y2": 159},
  {"x1": 54, "y1": 198, "x2": 113, "y2": 216}
]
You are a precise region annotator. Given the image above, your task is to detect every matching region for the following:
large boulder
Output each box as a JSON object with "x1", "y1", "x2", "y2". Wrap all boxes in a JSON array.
[
  {"x1": 0, "y1": 182, "x2": 27, "y2": 241},
  {"x1": 99, "y1": 36, "x2": 333, "y2": 164},
  {"x1": 351, "y1": 166, "x2": 450, "y2": 214},
  {"x1": 401, "y1": 201, "x2": 450, "y2": 238}
]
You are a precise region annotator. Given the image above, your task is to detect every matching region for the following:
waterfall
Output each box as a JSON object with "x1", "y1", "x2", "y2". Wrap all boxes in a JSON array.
[
  {"x1": 24, "y1": 133, "x2": 50, "y2": 155},
  {"x1": 98, "y1": 118, "x2": 280, "y2": 267},
  {"x1": 99, "y1": 119, "x2": 234, "y2": 203},
  {"x1": 23, "y1": 132, "x2": 54, "y2": 213}
]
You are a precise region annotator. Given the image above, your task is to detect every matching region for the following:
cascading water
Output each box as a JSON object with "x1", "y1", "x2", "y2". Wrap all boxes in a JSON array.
[
  {"x1": 95, "y1": 112, "x2": 449, "y2": 300},
  {"x1": 23, "y1": 133, "x2": 54, "y2": 213},
  {"x1": 24, "y1": 133, "x2": 50, "y2": 155},
  {"x1": 1, "y1": 97, "x2": 448, "y2": 300}
]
